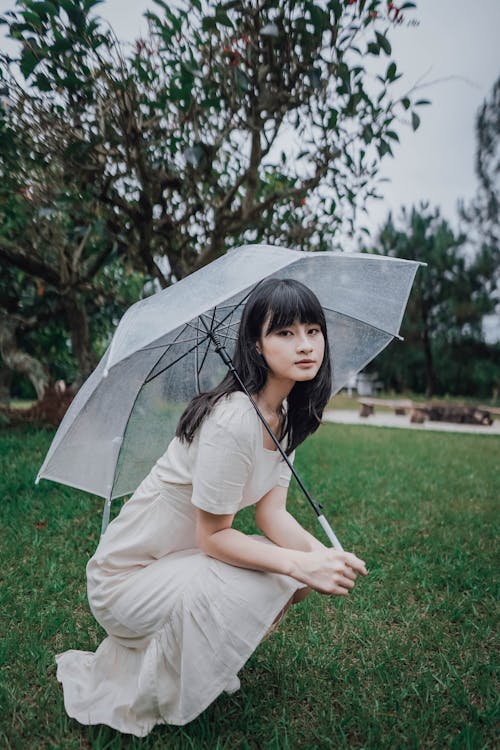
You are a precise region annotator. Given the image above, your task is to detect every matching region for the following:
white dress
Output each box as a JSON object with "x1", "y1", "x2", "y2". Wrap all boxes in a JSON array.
[{"x1": 56, "y1": 391, "x2": 304, "y2": 736}]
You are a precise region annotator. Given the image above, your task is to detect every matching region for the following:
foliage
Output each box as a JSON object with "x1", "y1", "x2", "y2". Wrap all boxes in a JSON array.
[
  {"x1": 1, "y1": 0, "x2": 427, "y2": 276},
  {"x1": 0, "y1": 0, "x2": 427, "y2": 395},
  {"x1": 362, "y1": 203, "x2": 500, "y2": 397},
  {"x1": 459, "y1": 75, "x2": 500, "y2": 251}
]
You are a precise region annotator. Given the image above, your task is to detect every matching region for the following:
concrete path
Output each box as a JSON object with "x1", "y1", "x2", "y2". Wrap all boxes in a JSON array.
[{"x1": 323, "y1": 409, "x2": 500, "y2": 436}]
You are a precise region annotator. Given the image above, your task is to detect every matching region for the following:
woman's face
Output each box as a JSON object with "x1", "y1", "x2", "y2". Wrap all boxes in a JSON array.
[{"x1": 258, "y1": 317, "x2": 325, "y2": 385}]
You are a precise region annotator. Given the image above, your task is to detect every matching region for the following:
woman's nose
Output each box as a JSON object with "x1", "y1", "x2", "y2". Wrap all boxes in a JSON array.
[{"x1": 297, "y1": 335, "x2": 313, "y2": 352}]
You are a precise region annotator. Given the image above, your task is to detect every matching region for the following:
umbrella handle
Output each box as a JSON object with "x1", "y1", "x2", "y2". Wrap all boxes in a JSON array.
[{"x1": 317, "y1": 514, "x2": 344, "y2": 551}]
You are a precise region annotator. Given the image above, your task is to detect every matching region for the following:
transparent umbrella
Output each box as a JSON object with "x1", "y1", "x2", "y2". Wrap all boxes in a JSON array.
[{"x1": 36, "y1": 245, "x2": 423, "y2": 543}]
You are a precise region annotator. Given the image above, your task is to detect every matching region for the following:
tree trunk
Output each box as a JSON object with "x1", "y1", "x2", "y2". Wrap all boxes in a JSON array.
[
  {"x1": 421, "y1": 323, "x2": 436, "y2": 397},
  {"x1": 0, "y1": 364, "x2": 12, "y2": 403},
  {"x1": 0, "y1": 311, "x2": 49, "y2": 399},
  {"x1": 63, "y1": 292, "x2": 97, "y2": 385}
]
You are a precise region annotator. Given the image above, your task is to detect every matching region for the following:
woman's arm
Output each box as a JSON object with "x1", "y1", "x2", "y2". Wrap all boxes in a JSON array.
[
  {"x1": 196, "y1": 507, "x2": 368, "y2": 595},
  {"x1": 255, "y1": 485, "x2": 326, "y2": 553}
]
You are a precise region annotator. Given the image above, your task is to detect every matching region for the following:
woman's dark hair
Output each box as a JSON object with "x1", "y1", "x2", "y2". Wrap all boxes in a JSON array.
[{"x1": 176, "y1": 278, "x2": 332, "y2": 454}]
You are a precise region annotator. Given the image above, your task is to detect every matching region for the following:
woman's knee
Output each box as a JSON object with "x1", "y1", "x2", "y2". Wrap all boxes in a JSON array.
[{"x1": 291, "y1": 586, "x2": 311, "y2": 604}]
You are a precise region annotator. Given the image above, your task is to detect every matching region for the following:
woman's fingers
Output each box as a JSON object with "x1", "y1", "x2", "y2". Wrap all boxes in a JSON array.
[
  {"x1": 344, "y1": 552, "x2": 368, "y2": 576},
  {"x1": 343, "y1": 566, "x2": 357, "y2": 581},
  {"x1": 297, "y1": 548, "x2": 368, "y2": 595},
  {"x1": 325, "y1": 549, "x2": 367, "y2": 575}
]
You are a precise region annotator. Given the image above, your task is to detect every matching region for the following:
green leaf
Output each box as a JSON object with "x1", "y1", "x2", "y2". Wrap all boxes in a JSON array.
[
  {"x1": 201, "y1": 15, "x2": 217, "y2": 32},
  {"x1": 144, "y1": 11, "x2": 163, "y2": 29},
  {"x1": 362, "y1": 125, "x2": 373, "y2": 144},
  {"x1": 51, "y1": 36, "x2": 72, "y2": 54},
  {"x1": 338, "y1": 62, "x2": 351, "y2": 92},
  {"x1": 21, "y1": 9, "x2": 44, "y2": 26},
  {"x1": 62, "y1": 70, "x2": 82, "y2": 91},
  {"x1": 411, "y1": 111, "x2": 421, "y2": 131},
  {"x1": 386, "y1": 130, "x2": 399, "y2": 142},
  {"x1": 386, "y1": 62, "x2": 397, "y2": 81},
  {"x1": 415, "y1": 99, "x2": 431, "y2": 106},
  {"x1": 220, "y1": 0, "x2": 243, "y2": 10},
  {"x1": 214, "y1": 10, "x2": 233, "y2": 28},
  {"x1": 401, "y1": 97, "x2": 411, "y2": 110},
  {"x1": 367, "y1": 41, "x2": 379, "y2": 55},
  {"x1": 375, "y1": 32, "x2": 391, "y2": 55},
  {"x1": 83, "y1": 0, "x2": 104, "y2": 9},
  {"x1": 308, "y1": 4, "x2": 330, "y2": 33},
  {"x1": 328, "y1": 0, "x2": 342, "y2": 21},
  {"x1": 31, "y1": 1, "x2": 59, "y2": 19},
  {"x1": 378, "y1": 139, "x2": 393, "y2": 158},
  {"x1": 327, "y1": 109, "x2": 338, "y2": 128},
  {"x1": 35, "y1": 72, "x2": 52, "y2": 91},
  {"x1": 20, "y1": 49, "x2": 40, "y2": 78},
  {"x1": 59, "y1": 0, "x2": 85, "y2": 28}
]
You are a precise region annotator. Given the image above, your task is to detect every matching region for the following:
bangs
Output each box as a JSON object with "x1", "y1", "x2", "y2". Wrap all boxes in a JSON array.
[{"x1": 263, "y1": 281, "x2": 325, "y2": 334}]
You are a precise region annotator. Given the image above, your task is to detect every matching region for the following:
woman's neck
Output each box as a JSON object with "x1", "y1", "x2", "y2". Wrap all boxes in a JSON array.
[{"x1": 254, "y1": 375, "x2": 293, "y2": 416}]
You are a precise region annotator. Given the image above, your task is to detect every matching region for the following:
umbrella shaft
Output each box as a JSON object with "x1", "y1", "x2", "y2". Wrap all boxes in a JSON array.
[
  {"x1": 206, "y1": 327, "x2": 343, "y2": 549},
  {"x1": 230, "y1": 367, "x2": 322, "y2": 514}
]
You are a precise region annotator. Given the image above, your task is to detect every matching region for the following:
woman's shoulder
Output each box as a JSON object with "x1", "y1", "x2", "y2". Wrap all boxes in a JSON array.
[
  {"x1": 202, "y1": 391, "x2": 257, "y2": 444},
  {"x1": 212, "y1": 390, "x2": 255, "y2": 421}
]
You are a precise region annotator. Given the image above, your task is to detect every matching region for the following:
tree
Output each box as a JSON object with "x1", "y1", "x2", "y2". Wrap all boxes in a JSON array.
[
  {"x1": 0, "y1": 0, "x2": 427, "y2": 395},
  {"x1": 458, "y1": 75, "x2": 500, "y2": 350},
  {"x1": 0, "y1": 91, "x2": 131, "y2": 393},
  {"x1": 362, "y1": 203, "x2": 499, "y2": 397},
  {"x1": 459, "y1": 75, "x2": 499, "y2": 250},
  {"x1": 1, "y1": 0, "x2": 428, "y2": 274}
]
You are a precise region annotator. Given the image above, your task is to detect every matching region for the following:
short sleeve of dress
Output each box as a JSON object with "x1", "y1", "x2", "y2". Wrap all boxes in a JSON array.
[
  {"x1": 277, "y1": 449, "x2": 295, "y2": 488},
  {"x1": 191, "y1": 399, "x2": 255, "y2": 515}
]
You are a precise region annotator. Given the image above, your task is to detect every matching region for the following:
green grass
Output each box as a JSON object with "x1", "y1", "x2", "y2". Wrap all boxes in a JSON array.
[{"x1": 0, "y1": 423, "x2": 498, "y2": 749}]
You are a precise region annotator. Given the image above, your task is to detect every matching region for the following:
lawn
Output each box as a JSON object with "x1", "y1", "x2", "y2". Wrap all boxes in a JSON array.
[{"x1": 0, "y1": 423, "x2": 498, "y2": 749}]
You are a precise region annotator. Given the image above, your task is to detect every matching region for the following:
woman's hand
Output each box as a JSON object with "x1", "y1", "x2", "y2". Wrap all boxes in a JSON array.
[{"x1": 290, "y1": 549, "x2": 368, "y2": 595}]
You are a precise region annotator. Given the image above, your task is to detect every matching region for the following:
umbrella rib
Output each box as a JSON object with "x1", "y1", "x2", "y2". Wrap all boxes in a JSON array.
[
  {"x1": 220, "y1": 309, "x2": 239, "y2": 348},
  {"x1": 196, "y1": 310, "x2": 217, "y2": 375},
  {"x1": 321, "y1": 306, "x2": 404, "y2": 341},
  {"x1": 194, "y1": 322, "x2": 200, "y2": 394},
  {"x1": 138, "y1": 335, "x2": 208, "y2": 350},
  {"x1": 142, "y1": 283, "x2": 263, "y2": 386},
  {"x1": 144, "y1": 338, "x2": 209, "y2": 385},
  {"x1": 128, "y1": 282, "x2": 261, "y2": 364}
]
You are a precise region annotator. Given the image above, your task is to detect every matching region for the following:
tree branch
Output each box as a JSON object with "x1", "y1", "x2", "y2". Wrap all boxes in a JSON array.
[{"x1": 0, "y1": 239, "x2": 60, "y2": 287}]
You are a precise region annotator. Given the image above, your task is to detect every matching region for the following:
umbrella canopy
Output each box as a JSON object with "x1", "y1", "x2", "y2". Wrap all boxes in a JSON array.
[{"x1": 37, "y1": 245, "x2": 422, "y2": 506}]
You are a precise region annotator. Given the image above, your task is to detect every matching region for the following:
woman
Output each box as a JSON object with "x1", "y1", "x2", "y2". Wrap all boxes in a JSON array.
[{"x1": 56, "y1": 278, "x2": 368, "y2": 737}]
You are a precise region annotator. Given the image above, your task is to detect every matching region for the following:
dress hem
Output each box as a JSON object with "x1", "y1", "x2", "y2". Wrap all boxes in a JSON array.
[{"x1": 56, "y1": 576, "x2": 305, "y2": 737}]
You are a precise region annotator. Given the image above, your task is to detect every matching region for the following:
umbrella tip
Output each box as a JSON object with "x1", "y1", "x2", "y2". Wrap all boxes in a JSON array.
[
  {"x1": 35, "y1": 475, "x2": 40, "y2": 485},
  {"x1": 103, "y1": 368, "x2": 109, "y2": 378}
]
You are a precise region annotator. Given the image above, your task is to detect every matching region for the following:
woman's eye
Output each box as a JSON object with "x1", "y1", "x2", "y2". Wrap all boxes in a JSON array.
[
  {"x1": 308, "y1": 327, "x2": 321, "y2": 335},
  {"x1": 278, "y1": 330, "x2": 292, "y2": 336}
]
